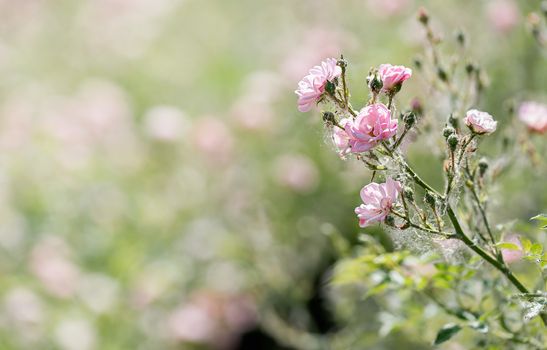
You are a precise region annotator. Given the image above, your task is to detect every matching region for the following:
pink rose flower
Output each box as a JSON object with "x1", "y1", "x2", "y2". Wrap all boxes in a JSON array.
[
  {"x1": 518, "y1": 101, "x2": 547, "y2": 134},
  {"x1": 501, "y1": 235, "x2": 523, "y2": 264},
  {"x1": 378, "y1": 64, "x2": 412, "y2": 93},
  {"x1": 345, "y1": 103, "x2": 398, "y2": 152},
  {"x1": 355, "y1": 178, "x2": 402, "y2": 227},
  {"x1": 332, "y1": 118, "x2": 351, "y2": 156},
  {"x1": 464, "y1": 109, "x2": 497, "y2": 134},
  {"x1": 295, "y1": 58, "x2": 342, "y2": 112}
]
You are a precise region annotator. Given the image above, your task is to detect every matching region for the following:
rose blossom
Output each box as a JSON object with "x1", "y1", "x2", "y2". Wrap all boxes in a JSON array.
[
  {"x1": 295, "y1": 58, "x2": 342, "y2": 112},
  {"x1": 345, "y1": 103, "x2": 398, "y2": 152},
  {"x1": 464, "y1": 109, "x2": 497, "y2": 134},
  {"x1": 378, "y1": 64, "x2": 412, "y2": 93},
  {"x1": 518, "y1": 101, "x2": 547, "y2": 133},
  {"x1": 355, "y1": 178, "x2": 402, "y2": 227}
]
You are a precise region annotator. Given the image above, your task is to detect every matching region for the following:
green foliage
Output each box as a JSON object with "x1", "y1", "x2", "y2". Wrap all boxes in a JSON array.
[
  {"x1": 433, "y1": 324, "x2": 462, "y2": 345},
  {"x1": 531, "y1": 214, "x2": 547, "y2": 229}
]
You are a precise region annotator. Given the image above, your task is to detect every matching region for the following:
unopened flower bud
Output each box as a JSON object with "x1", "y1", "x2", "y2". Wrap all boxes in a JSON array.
[
  {"x1": 413, "y1": 57, "x2": 422, "y2": 70},
  {"x1": 403, "y1": 112, "x2": 416, "y2": 128},
  {"x1": 368, "y1": 73, "x2": 383, "y2": 94},
  {"x1": 322, "y1": 111, "x2": 336, "y2": 125},
  {"x1": 447, "y1": 134, "x2": 459, "y2": 152},
  {"x1": 437, "y1": 67, "x2": 448, "y2": 82},
  {"x1": 337, "y1": 57, "x2": 347, "y2": 69},
  {"x1": 465, "y1": 63, "x2": 475, "y2": 75},
  {"x1": 448, "y1": 114, "x2": 459, "y2": 129},
  {"x1": 424, "y1": 191, "x2": 436, "y2": 207},
  {"x1": 403, "y1": 187, "x2": 414, "y2": 201},
  {"x1": 385, "y1": 215, "x2": 395, "y2": 227},
  {"x1": 502, "y1": 136, "x2": 510, "y2": 150},
  {"x1": 456, "y1": 30, "x2": 465, "y2": 46},
  {"x1": 478, "y1": 158, "x2": 488, "y2": 177},
  {"x1": 325, "y1": 80, "x2": 336, "y2": 95},
  {"x1": 442, "y1": 126, "x2": 455, "y2": 139},
  {"x1": 418, "y1": 7, "x2": 429, "y2": 25}
]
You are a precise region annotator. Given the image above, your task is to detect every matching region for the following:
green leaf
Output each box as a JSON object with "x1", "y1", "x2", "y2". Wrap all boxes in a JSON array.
[
  {"x1": 434, "y1": 324, "x2": 462, "y2": 345},
  {"x1": 530, "y1": 214, "x2": 547, "y2": 229},
  {"x1": 521, "y1": 238, "x2": 532, "y2": 253},
  {"x1": 496, "y1": 243, "x2": 520, "y2": 251},
  {"x1": 530, "y1": 243, "x2": 543, "y2": 256}
]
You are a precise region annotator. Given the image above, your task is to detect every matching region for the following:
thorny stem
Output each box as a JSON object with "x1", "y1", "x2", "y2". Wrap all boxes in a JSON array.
[
  {"x1": 391, "y1": 210, "x2": 455, "y2": 238},
  {"x1": 444, "y1": 151, "x2": 456, "y2": 199},
  {"x1": 393, "y1": 127, "x2": 409, "y2": 150},
  {"x1": 340, "y1": 55, "x2": 350, "y2": 108},
  {"x1": 359, "y1": 157, "x2": 387, "y2": 171},
  {"x1": 457, "y1": 133, "x2": 476, "y2": 166},
  {"x1": 327, "y1": 91, "x2": 357, "y2": 117},
  {"x1": 467, "y1": 179, "x2": 500, "y2": 258}
]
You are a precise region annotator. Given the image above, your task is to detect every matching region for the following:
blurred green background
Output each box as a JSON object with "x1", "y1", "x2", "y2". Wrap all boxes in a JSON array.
[{"x1": 0, "y1": 0, "x2": 545, "y2": 349}]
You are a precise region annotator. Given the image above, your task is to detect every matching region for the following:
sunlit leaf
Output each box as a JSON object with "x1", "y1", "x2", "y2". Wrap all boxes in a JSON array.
[
  {"x1": 530, "y1": 243, "x2": 543, "y2": 256},
  {"x1": 530, "y1": 214, "x2": 547, "y2": 229},
  {"x1": 496, "y1": 243, "x2": 520, "y2": 251},
  {"x1": 521, "y1": 238, "x2": 532, "y2": 253}
]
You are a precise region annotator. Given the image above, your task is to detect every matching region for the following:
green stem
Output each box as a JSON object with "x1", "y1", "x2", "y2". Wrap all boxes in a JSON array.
[
  {"x1": 446, "y1": 205, "x2": 547, "y2": 326},
  {"x1": 393, "y1": 127, "x2": 409, "y2": 150}
]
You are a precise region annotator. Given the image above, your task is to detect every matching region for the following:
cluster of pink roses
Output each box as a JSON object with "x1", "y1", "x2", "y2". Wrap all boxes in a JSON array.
[
  {"x1": 295, "y1": 58, "x2": 502, "y2": 228},
  {"x1": 296, "y1": 60, "x2": 411, "y2": 155}
]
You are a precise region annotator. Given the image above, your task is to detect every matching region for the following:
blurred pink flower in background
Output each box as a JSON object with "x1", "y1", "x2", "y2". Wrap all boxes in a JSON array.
[
  {"x1": 355, "y1": 178, "x2": 401, "y2": 227},
  {"x1": 77, "y1": 0, "x2": 181, "y2": 59},
  {"x1": 295, "y1": 58, "x2": 342, "y2": 112},
  {"x1": 144, "y1": 105, "x2": 189, "y2": 141},
  {"x1": 346, "y1": 103, "x2": 398, "y2": 152},
  {"x1": 54, "y1": 318, "x2": 97, "y2": 350},
  {"x1": 501, "y1": 235, "x2": 523, "y2": 264},
  {"x1": 378, "y1": 64, "x2": 412, "y2": 93},
  {"x1": 281, "y1": 28, "x2": 349, "y2": 81},
  {"x1": 192, "y1": 117, "x2": 234, "y2": 164},
  {"x1": 231, "y1": 96, "x2": 274, "y2": 131},
  {"x1": 464, "y1": 109, "x2": 497, "y2": 134},
  {"x1": 518, "y1": 101, "x2": 547, "y2": 134},
  {"x1": 40, "y1": 79, "x2": 138, "y2": 168},
  {"x1": 486, "y1": 0, "x2": 519, "y2": 34},
  {"x1": 231, "y1": 71, "x2": 282, "y2": 132},
  {"x1": 3, "y1": 287, "x2": 44, "y2": 339},
  {"x1": 167, "y1": 292, "x2": 256, "y2": 349},
  {"x1": 402, "y1": 258, "x2": 437, "y2": 278},
  {"x1": 366, "y1": 0, "x2": 412, "y2": 18},
  {"x1": 29, "y1": 236, "x2": 80, "y2": 298},
  {"x1": 0, "y1": 92, "x2": 38, "y2": 151},
  {"x1": 274, "y1": 154, "x2": 319, "y2": 193}
]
